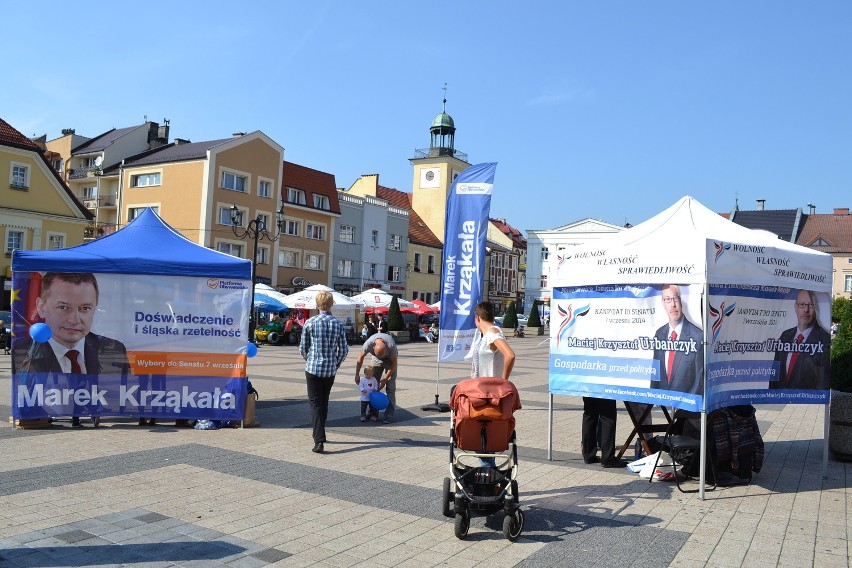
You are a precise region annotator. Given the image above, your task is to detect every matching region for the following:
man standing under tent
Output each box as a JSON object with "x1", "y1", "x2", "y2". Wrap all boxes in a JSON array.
[
  {"x1": 355, "y1": 332, "x2": 398, "y2": 423},
  {"x1": 651, "y1": 284, "x2": 704, "y2": 395},
  {"x1": 771, "y1": 289, "x2": 831, "y2": 390}
]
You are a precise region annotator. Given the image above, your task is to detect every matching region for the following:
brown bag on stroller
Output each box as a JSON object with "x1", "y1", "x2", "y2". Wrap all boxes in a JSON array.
[{"x1": 450, "y1": 377, "x2": 521, "y2": 453}]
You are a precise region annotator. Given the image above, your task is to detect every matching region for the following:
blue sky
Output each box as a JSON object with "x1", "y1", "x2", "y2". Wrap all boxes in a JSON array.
[{"x1": 3, "y1": 1, "x2": 850, "y2": 234}]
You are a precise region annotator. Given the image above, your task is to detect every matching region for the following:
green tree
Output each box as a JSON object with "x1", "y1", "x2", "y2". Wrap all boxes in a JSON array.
[
  {"x1": 527, "y1": 299, "x2": 542, "y2": 327},
  {"x1": 832, "y1": 305, "x2": 852, "y2": 392},
  {"x1": 387, "y1": 295, "x2": 405, "y2": 332},
  {"x1": 503, "y1": 302, "x2": 518, "y2": 329}
]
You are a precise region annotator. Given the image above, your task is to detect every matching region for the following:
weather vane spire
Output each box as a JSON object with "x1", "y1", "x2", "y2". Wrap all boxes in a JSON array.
[{"x1": 442, "y1": 82, "x2": 448, "y2": 111}]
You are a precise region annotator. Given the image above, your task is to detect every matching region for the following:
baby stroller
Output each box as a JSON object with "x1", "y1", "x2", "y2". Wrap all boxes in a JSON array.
[{"x1": 442, "y1": 376, "x2": 524, "y2": 541}]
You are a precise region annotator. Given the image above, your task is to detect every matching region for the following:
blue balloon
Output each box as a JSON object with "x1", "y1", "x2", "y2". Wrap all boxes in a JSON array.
[
  {"x1": 29, "y1": 322, "x2": 52, "y2": 343},
  {"x1": 246, "y1": 342, "x2": 258, "y2": 358},
  {"x1": 369, "y1": 391, "x2": 389, "y2": 411}
]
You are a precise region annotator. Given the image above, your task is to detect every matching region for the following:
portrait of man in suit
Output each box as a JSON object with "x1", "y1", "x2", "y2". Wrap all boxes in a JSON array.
[
  {"x1": 771, "y1": 289, "x2": 831, "y2": 390},
  {"x1": 13, "y1": 272, "x2": 130, "y2": 426},
  {"x1": 651, "y1": 284, "x2": 704, "y2": 395},
  {"x1": 14, "y1": 272, "x2": 129, "y2": 376}
]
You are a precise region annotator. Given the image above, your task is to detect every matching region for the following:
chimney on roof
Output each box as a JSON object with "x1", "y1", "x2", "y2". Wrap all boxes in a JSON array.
[
  {"x1": 147, "y1": 120, "x2": 170, "y2": 148},
  {"x1": 174, "y1": 138, "x2": 191, "y2": 145},
  {"x1": 835, "y1": 208, "x2": 850, "y2": 215},
  {"x1": 61, "y1": 128, "x2": 75, "y2": 136},
  {"x1": 756, "y1": 199, "x2": 765, "y2": 211},
  {"x1": 807, "y1": 203, "x2": 816, "y2": 214}
]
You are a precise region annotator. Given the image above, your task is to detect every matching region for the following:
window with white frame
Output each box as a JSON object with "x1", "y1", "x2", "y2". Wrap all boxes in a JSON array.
[
  {"x1": 51, "y1": 159, "x2": 62, "y2": 172},
  {"x1": 47, "y1": 234, "x2": 65, "y2": 250},
  {"x1": 845, "y1": 275, "x2": 852, "y2": 292},
  {"x1": 371, "y1": 230, "x2": 379, "y2": 247},
  {"x1": 85, "y1": 157, "x2": 98, "y2": 168},
  {"x1": 541, "y1": 246, "x2": 549, "y2": 261},
  {"x1": 540, "y1": 274, "x2": 548, "y2": 288},
  {"x1": 221, "y1": 171, "x2": 246, "y2": 192},
  {"x1": 82, "y1": 186, "x2": 97, "y2": 200},
  {"x1": 219, "y1": 206, "x2": 240, "y2": 226},
  {"x1": 284, "y1": 219, "x2": 300, "y2": 237},
  {"x1": 279, "y1": 250, "x2": 300, "y2": 268},
  {"x1": 305, "y1": 252, "x2": 323, "y2": 270},
  {"x1": 128, "y1": 206, "x2": 158, "y2": 221},
  {"x1": 130, "y1": 173, "x2": 161, "y2": 187},
  {"x1": 313, "y1": 194, "x2": 329, "y2": 210},
  {"x1": 368, "y1": 263, "x2": 376, "y2": 279},
  {"x1": 388, "y1": 234, "x2": 402, "y2": 251},
  {"x1": 258, "y1": 179, "x2": 271, "y2": 198},
  {"x1": 337, "y1": 259, "x2": 353, "y2": 277},
  {"x1": 217, "y1": 242, "x2": 243, "y2": 257},
  {"x1": 10, "y1": 163, "x2": 29, "y2": 189},
  {"x1": 387, "y1": 265, "x2": 401, "y2": 282},
  {"x1": 256, "y1": 246, "x2": 268, "y2": 265},
  {"x1": 287, "y1": 187, "x2": 306, "y2": 205},
  {"x1": 413, "y1": 252, "x2": 421, "y2": 271},
  {"x1": 6, "y1": 230, "x2": 24, "y2": 253},
  {"x1": 306, "y1": 223, "x2": 325, "y2": 240},
  {"x1": 425, "y1": 292, "x2": 433, "y2": 304},
  {"x1": 257, "y1": 213, "x2": 271, "y2": 232},
  {"x1": 428, "y1": 254, "x2": 435, "y2": 273},
  {"x1": 339, "y1": 225, "x2": 355, "y2": 243}
]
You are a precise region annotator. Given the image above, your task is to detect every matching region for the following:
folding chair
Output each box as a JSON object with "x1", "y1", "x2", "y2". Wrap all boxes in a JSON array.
[{"x1": 650, "y1": 409, "x2": 716, "y2": 493}]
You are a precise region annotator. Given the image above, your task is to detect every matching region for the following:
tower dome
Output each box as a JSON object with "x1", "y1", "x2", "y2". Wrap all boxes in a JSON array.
[
  {"x1": 429, "y1": 95, "x2": 456, "y2": 157},
  {"x1": 431, "y1": 112, "x2": 455, "y2": 129}
]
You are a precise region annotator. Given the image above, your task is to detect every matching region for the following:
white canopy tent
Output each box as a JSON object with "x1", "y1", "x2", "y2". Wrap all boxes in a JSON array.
[
  {"x1": 351, "y1": 288, "x2": 417, "y2": 309},
  {"x1": 278, "y1": 284, "x2": 363, "y2": 326},
  {"x1": 549, "y1": 196, "x2": 833, "y2": 497}
]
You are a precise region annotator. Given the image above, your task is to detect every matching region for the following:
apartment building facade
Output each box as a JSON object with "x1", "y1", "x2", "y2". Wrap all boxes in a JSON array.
[{"x1": 0, "y1": 118, "x2": 93, "y2": 308}]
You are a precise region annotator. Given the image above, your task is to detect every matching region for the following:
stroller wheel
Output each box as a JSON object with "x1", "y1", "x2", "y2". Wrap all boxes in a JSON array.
[
  {"x1": 442, "y1": 478, "x2": 454, "y2": 518},
  {"x1": 453, "y1": 511, "x2": 470, "y2": 540},
  {"x1": 503, "y1": 509, "x2": 524, "y2": 542}
]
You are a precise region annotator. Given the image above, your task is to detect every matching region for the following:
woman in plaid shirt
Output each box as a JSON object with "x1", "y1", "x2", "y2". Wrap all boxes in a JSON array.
[{"x1": 299, "y1": 291, "x2": 349, "y2": 454}]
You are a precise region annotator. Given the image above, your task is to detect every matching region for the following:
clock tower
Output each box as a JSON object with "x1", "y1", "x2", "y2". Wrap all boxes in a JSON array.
[{"x1": 410, "y1": 91, "x2": 470, "y2": 243}]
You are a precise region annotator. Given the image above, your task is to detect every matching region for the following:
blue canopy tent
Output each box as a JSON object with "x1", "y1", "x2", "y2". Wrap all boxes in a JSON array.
[
  {"x1": 10, "y1": 208, "x2": 254, "y2": 423},
  {"x1": 254, "y1": 289, "x2": 288, "y2": 312}
]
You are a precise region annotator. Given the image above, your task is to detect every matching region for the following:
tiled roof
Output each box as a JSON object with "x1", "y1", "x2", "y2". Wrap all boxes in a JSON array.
[
  {"x1": 72, "y1": 125, "x2": 139, "y2": 154},
  {"x1": 375, "y1": 186, "x2": 443, "y2": 248},
  {"x1": 0, "y1": 117, "x2": 93, "y2": 220},
  {"x1": 796, "y1": 213, "x2": 852, "y2": 253},
  {"x1": 0, "y1": 118, "x2": 41, "y2": 151},
  {"x1": 490, "y1": 217, "x2": 527, "y2": 249},
  {"x1": 110, "y1": 139, "x2": 232, "y2": 170},
  {"x1": 283, "y1": 161, "x2": 341, "y2": 215},
  {"x1": 729, "y1": 209, "x2": 801, "y2": 242}
]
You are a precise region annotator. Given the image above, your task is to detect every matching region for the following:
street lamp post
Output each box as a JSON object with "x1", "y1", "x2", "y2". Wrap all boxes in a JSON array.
[{"x1": 231, "y1": 203, "x2": 285, "y2": 343}]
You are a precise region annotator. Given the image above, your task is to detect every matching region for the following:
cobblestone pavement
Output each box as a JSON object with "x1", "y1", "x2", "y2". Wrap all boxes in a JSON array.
[{"x1": 0, "y1": 335, "x2": 848, "y2": 567}]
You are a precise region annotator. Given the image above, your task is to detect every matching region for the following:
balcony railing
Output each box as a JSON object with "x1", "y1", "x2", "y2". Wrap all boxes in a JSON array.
[
  {"x1": 81, "y1": 195, "x2": 117, "y2": 210},
  {"x1": 69, "y1": 166, "x2": 102, "y2": 179}
]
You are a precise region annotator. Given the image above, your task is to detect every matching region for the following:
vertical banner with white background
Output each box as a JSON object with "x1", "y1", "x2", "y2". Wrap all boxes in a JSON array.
[{"x1": 438, "y1": 162, "x2": 496, "y2": 363}]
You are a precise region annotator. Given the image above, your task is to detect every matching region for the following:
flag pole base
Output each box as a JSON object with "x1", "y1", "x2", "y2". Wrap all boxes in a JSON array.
[{"x1": 422, "y1": 394, "x2": 450, "y2": 413}]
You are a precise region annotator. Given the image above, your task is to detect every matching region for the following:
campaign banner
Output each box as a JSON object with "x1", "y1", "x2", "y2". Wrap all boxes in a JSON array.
[
  {"x1": 438, "y1": 162, "x2": 496, "y2": 363},
  {"x1": 549, "y1": 283, "x2": 705, "y2": 412},
  {"x1": 11, "y1": 270, "x2": 251, "y2": 420},
  {"x1": 705, "y1": 284, "x2": 830, "y2": 410}
]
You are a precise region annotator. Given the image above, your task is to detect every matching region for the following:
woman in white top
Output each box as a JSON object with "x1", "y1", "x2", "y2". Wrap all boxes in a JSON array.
[{"x1": 470, "y1": 301, "x2": 516, "y2": 381}]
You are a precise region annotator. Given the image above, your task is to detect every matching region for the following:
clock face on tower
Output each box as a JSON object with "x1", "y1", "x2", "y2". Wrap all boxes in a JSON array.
[{"x1": 420, "y1": 167, "x2": 440, "y2": 188}]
